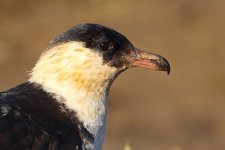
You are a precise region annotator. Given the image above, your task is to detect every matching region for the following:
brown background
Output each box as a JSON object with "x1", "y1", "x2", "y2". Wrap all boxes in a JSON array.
[{"x1": 0, "y1": 0, "x2": 225, "y2": 150}]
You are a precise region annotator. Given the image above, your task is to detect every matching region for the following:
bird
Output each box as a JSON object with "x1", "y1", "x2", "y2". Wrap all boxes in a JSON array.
[{"x1": 0, "y1": 23, "x2": 170, "y2": 150}]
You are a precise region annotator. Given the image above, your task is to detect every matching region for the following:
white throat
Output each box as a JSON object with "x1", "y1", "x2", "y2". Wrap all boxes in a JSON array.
[{"x1": 29, "y1": 42, "x2": 119, "y2": 149}]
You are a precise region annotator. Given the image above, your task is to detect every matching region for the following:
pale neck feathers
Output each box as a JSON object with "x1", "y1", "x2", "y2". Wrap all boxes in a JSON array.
[{"x1": 29, "y1": 42, "x2": 118, "y2": 138}]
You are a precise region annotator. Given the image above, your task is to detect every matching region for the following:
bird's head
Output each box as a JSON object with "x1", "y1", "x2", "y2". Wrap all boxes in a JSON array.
[
  {"x1": 29, "y1": 23, "x2": 171, "y2": 134},
  {"x1": 30, "y1": 23, "x2": 170, "y2": 102}
]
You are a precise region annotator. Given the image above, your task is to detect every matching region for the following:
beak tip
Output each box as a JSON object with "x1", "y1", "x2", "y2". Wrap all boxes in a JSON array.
[
  {"x1": 160, "y1": 56, "x2": 170, "y2": 75},
  {"x1": 167, "y1": 63, "x2": 171, "y2": 75},
  {"x1": 167, "y1": 68, "x2": 170, "y2": 75}
]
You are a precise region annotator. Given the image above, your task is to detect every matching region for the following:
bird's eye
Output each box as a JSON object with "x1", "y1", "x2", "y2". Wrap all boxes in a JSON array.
[{"x1": 99, "y1": 41, "x2": 114, "y2": 51}]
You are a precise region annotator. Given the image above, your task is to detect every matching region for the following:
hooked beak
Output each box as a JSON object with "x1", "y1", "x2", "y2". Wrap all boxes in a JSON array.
[{"x1": 128, "y1": 48, "x2": 170, "y2": 74}]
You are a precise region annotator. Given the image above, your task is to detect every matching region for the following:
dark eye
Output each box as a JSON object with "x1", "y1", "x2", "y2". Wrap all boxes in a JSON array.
[{"x1": 99, "y1": 41, "x2": 114, "y2": 51}]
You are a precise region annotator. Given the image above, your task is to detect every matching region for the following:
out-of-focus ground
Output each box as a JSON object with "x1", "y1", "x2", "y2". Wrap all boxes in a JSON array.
[{"x1": 0, "y1": 0, "x2": 225, "y2": 150}]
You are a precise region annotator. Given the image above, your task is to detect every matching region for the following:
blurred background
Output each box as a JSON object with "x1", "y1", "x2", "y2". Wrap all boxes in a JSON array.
[{"x1": 0, "y1": 0, "x2": 225, "y2": 149}]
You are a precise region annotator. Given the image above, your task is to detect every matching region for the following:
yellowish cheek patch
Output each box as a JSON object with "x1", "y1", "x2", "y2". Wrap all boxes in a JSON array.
[{"x1": 31, "y1": 42, "x2": 118, "y2": 101}]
